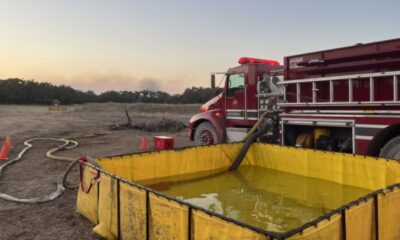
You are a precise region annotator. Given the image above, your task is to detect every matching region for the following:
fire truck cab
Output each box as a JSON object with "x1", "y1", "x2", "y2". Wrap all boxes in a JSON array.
[
  {"x1": 189, "y1": 38, "x2": 400, "y2": 159},
  {"x1": 189, "y1": 57, "x2": 283, "y2": 145}
]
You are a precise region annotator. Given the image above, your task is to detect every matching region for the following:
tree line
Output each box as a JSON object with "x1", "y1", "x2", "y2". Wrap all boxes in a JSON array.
[{"x1": 0, "y1": 78, "x2": 222, "y2": 104}]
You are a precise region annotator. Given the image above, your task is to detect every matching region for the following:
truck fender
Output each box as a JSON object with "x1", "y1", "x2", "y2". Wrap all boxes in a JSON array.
[{"x1": 189, "y1": 110, "x2": 225, "y2": 143}]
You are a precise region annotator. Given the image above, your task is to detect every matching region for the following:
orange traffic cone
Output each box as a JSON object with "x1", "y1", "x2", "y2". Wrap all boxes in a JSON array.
[
  {"x1": 140, "y1": 135, "x2": 148, "y2": 150},
  {"x1": 0, "y1": 136, "x2": 11, "y2": 160},
  {"x1": 5, "y1": 136, "x2": 11, "y2": 148}
]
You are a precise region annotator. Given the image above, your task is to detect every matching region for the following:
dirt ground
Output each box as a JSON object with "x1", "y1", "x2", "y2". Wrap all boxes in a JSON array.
[{"x1": 0, "y1": 103, "x2": 200, "y2": 240}]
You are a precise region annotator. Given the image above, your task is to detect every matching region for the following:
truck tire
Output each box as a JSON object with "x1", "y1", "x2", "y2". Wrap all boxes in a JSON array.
[
  {"x1": 379, "y1": 136, "x2": 400, "y2": 160},
  {"x1": 194, "y1": 122, "x2": 218, "y2": 146}
]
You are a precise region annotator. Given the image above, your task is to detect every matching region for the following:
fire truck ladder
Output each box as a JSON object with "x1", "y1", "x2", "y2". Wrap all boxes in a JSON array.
[{"x1": 278, "y1": 71, "x2": 400, "y2": 107}]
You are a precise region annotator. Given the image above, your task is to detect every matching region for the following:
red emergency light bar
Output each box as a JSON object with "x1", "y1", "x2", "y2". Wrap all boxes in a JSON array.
[{"x1": 238, "y1": 57, "x2": 280, "y2": 65}]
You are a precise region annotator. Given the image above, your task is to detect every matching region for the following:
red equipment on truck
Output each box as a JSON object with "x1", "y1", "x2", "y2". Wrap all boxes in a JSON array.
[{"x1": 189, "y1": 38, "x2": 400, "y2": 159}]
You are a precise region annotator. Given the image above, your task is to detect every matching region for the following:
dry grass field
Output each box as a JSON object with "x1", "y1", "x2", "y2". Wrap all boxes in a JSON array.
[{"x1": 0, "y1": 103, "x2": 200, "y2": 239}]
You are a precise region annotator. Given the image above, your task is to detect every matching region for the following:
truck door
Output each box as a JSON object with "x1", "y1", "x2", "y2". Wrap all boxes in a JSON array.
[{"x1": 225, "y1": 73, "x2": 247, "y2": 122}]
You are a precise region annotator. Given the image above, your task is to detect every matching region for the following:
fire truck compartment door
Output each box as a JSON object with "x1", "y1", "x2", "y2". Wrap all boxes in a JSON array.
[{"x1": 282, "y1": 119, "x2": 354, "y2": 128}]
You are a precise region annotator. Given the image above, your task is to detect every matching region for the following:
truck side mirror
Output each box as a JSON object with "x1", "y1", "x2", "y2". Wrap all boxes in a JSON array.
[{"x1": 211, "y1": 74, "x2": 216, "y2": 90}]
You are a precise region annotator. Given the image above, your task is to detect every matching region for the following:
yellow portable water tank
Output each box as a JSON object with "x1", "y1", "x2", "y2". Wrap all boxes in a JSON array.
[{"x1": 77, "y1": 142, "x2": 400, "y2": 240}]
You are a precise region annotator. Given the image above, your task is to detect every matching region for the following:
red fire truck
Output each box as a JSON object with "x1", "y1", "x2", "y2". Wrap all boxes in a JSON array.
[{"x1": 189, "y1": 38, "x2": 400, "y2": 159}]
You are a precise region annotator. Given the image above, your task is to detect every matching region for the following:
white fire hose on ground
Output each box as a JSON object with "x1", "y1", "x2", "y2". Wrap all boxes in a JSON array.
[{"x1": 0, "y1": 137, "x2": 97, "y2": 204}]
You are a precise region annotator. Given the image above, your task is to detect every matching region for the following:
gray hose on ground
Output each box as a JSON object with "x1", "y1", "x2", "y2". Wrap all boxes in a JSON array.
[
  {"x1": 46, "y1": 139, "x2": 81, "y2": 189},
  {"x1": 62, "y1": 159, "x2": 80, "y2": 189},
  {"x1": 0, "y1": 138, "x2": 81, "y2": 204}
]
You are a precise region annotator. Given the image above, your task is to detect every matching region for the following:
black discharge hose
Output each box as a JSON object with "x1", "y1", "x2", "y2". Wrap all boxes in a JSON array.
[{"x1": 229, "y1": 114, "x2": 275, "y2": 171}]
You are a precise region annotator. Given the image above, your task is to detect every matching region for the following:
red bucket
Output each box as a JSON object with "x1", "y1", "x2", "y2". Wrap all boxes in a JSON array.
[{"x1": 153, "y1": 136, "x2": 174, "y2": 150}]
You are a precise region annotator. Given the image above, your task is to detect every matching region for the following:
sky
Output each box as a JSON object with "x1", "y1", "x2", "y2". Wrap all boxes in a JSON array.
[{"x1": 0, "y1": 0, "x2": 399, "y2": 94}]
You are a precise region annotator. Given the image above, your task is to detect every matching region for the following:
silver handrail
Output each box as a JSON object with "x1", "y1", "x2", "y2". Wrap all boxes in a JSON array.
[{"x1": 278, "y1": 71, "x2": 400, "y2": 105}]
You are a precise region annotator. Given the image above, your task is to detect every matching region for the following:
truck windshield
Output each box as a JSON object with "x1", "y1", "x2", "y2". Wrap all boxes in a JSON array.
[{"x1": 227, "y1": 73, "x2": 245, "y2": 97}]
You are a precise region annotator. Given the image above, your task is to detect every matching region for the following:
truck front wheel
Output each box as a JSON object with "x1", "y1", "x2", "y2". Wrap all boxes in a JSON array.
[
  {"x1": 194, "y1": 122, "x2": 218, "y2": 146},
  {"x1": 380, "y1": 136, "x2": 400, "y2": 160}
]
